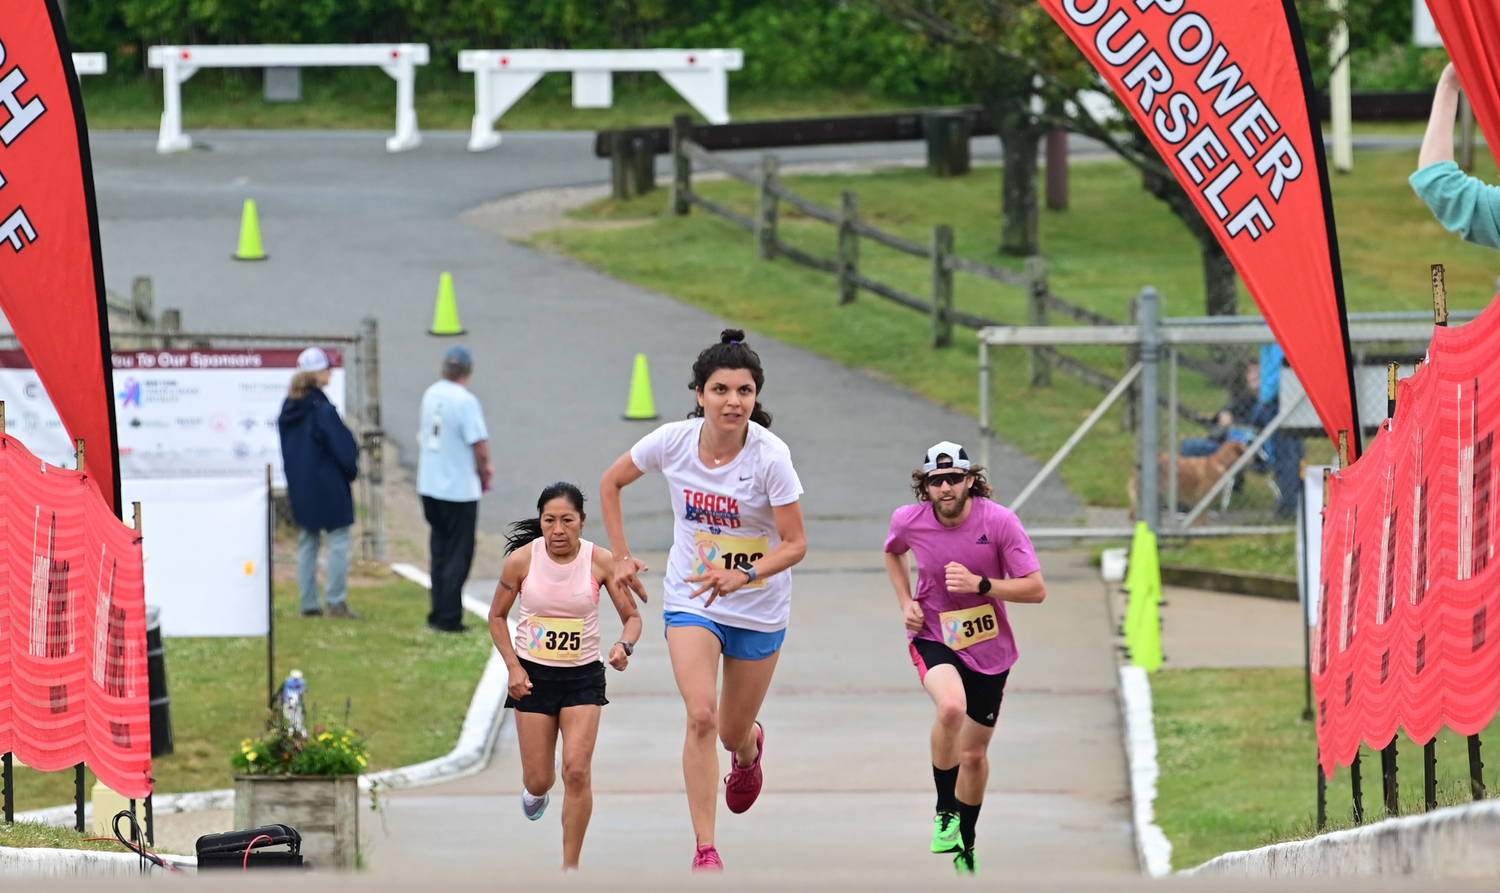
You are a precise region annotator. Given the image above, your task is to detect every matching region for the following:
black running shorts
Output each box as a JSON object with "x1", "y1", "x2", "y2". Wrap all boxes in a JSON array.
[
  {"x1": 505, "y1": 658, "x2": 609, "y2": 715},
  {"x1": 909, "y1": 638, "x2": 1010, "y2": 728}
]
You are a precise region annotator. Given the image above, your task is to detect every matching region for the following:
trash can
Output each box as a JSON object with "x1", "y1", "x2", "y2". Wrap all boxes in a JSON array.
[{"x1": 146, "y1": 606, "x2": 174, "y2": 756}]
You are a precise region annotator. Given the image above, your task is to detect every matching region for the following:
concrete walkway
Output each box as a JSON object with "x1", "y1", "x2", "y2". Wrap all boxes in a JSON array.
[{"x1": 369, "y1": 550, "x2": 1136, "y2": 876}]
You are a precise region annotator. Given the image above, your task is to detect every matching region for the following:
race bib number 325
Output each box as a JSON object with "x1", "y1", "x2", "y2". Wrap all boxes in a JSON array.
[
  {"x1": 939, "y1": 604, "x2": 998, "y2": 651},
  {"x1": 693, "y1": 531, "x2": 769, "y2": 589},
  {"x1": 525, "y1": 617, "x2": 584, "y2": 660}
]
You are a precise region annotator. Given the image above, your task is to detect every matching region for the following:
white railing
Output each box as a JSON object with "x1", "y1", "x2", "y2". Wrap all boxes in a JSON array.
[
  {"x1": 457, "y1": 48, "x2": 742, "y2": 152},
  {"x1": 146, "y1": 44, "x2": 430, "y2": 154},
  {"x1": 71, "y1": 53, "x2": 106, "y2": 76}
]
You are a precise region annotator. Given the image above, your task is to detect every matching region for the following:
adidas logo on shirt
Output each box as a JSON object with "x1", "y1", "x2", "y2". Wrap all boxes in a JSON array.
[{"x1": 976, "y1": 534, "x2": 990, "y2": 545}]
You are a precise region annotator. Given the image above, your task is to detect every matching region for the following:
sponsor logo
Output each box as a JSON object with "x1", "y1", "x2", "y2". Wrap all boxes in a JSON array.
[
  {"x1": 117, "y1": 378, "x2": 142, "y2": 407},
  {"x1": 23, "y1": 381, "x2": 40, "y2": 399},
  {"x1": 976, "y1": 534, "x2": 990, "y2": 545}
]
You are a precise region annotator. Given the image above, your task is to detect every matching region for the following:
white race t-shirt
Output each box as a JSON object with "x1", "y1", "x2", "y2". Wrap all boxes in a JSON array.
[{"x1": 630, "y1": 418, "x2": 803, "y2": 632}]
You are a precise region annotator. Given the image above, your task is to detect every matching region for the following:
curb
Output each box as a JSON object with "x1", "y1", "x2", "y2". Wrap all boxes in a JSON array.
[
  {"x1": 14, "y1": 566, "x2": 506, "y2": 849},
  {"x1": 0, "y1": 846, "x2": 195, "y2": 878},
  {"x1": 1182, "y1": 798, "x2": 1500, "y2": 877},
  {"x1": 1159, "y1": 564, "x2": 1298, "y2": 600},
  {"x1": 1118, "y1": 664, "x2": 1173, "y2": 878}
]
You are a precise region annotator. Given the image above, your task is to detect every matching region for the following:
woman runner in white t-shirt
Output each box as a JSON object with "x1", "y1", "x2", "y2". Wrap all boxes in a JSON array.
[{"x1": 600, "y1": 329, "x2": 807, "y2": 872}]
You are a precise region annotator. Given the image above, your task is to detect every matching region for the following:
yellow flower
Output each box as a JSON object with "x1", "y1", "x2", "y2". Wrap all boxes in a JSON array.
[
  {"x1": 319, "y1": 732, "x2": 333, "y2": 742},
  {"x1": 357, "y1": 756, "x2": 367, "y2": 767},
  {"x1": 246, "y1": 752, "x2": 258, "y2": 761}
]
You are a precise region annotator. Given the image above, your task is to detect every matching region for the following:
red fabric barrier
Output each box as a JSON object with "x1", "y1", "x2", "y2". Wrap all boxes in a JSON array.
[
  {"x1": 1037, "y1": 0, "x2": 1360, "y2": 454},
  {"x1": 1315, "y1": 300, "x2": 1500, "y2": 777},
  {"x1": 1426, "y1": 0, "x2": 1500, "y2": 170},
  {"x1": 0, "y1": 434, "x2": 150, "y2": 797}
]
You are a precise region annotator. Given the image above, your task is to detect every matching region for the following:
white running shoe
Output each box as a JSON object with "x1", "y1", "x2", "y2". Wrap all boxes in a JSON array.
[{"x1": 521, "y1": 789, "x2": 549, "y2": 821}]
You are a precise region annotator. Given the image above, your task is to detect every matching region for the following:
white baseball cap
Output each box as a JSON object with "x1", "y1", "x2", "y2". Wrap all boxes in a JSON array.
[
  {"x1": 296, "y1": 347, "x2": 330, "y2": 372},
  {"x1": 922, "y1": 441, "x2": 971, "y2": 475}
]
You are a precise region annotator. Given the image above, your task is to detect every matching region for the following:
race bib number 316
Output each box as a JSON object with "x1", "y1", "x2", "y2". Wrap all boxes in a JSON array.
[
  {"x1": 693, "y1": 531, "x2": 769, "y2": 589},
  {"x1": 525, "y1": 617, "x2": 585, "y2": 660},
  {"x1": 939, "y1": 604, "x2": 998, "y2": 651}
]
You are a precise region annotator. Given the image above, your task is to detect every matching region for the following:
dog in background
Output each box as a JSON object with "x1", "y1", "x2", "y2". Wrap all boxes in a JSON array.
[{"x1": 1129, "y1": 440, "x2": 1249, "y2": 520}]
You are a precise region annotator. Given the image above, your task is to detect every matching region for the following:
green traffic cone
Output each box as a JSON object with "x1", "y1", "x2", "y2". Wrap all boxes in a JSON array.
[
  {"x1": 233, "y1": 199, "x2": 267, "y2": 261},
  {"x1": 428, "y1": 272, "x2": 466, "y2": 336},
  {"x1": 624, "y1": 353, "x2": 658, "y2": 420}
]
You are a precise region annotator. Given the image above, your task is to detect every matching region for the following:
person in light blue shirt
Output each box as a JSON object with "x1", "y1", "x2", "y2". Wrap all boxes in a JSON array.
[
  {"x1": 417, "y1": 345, "x2": 493, "y2": 632},
  {"x1": 1411, "y1": 63, "x2": 1500, "y2": 250}
]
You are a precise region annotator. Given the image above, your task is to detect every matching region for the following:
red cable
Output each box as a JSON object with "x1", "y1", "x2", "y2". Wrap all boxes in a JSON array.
[
  {"x1": 243, "y1": 834, "x2": 273, "y2": 871},
  {"x1": 81, "y1": 837, "x2": 183, "y2": 872}
]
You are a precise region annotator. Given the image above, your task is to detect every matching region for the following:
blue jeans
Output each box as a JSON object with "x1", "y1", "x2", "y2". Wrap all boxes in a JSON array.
[{"x1": 298, "y1": 526, "x2": 350, "y2": 612}]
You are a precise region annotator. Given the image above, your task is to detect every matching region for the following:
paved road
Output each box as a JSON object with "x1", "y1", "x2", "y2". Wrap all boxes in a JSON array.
[
  {"x1": 81, "y1": 129, "x2": 1080, "y2": 551},
  {"x1": 370, "y1": 550, "x2": 1136, "y2": 877}
]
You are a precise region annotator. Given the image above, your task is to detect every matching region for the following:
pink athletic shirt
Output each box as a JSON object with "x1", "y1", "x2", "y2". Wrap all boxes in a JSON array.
[
  {"x1": 513, "y1": 539, "x2": 603, "y2": 667},
  {"x1": 883, "y1": 497, "x2": 1040, "y2": 675}
]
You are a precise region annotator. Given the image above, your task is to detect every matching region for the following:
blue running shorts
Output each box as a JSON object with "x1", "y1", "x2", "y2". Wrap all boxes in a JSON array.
[{"x1": 663, "y1": 611, "x2": 786, "y2": 661}]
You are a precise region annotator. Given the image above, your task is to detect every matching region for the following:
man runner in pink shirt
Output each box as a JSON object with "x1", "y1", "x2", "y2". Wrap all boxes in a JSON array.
[{"x1": 884, "y1": 441, "x2": 1046, "y2": 876}]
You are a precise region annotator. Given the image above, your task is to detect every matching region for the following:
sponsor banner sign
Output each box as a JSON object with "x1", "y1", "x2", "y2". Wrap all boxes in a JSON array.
[
  {"x1": 1037, "y1": 0, "x2": 1361, "y2": 454},
  {"x1": 0, "y1": 348, "x2": 346, "y2": 486},
  {"x1": 122, "y1": 477, "x2": 270, "y2": 638}
]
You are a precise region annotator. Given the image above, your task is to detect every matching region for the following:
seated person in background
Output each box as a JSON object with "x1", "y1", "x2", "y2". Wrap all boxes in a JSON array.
[
  {"x1": 1412, "y1": 63, "x2": 1499, "y2": 249},
  {"x1": 1181, "y1": 361, "x2": 1266, "y2": 458}
]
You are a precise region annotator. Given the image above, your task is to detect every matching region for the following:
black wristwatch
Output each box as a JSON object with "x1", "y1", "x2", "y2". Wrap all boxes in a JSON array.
[
  {"x1": 616, "y1": 640, "x2": 634, "y2": 657},
  {"x1": 734, "y1": 560, "x2": 758, "y2": 584},
  {"x1": 978, "y1": 576, "x2": 992, "y2": 595}
]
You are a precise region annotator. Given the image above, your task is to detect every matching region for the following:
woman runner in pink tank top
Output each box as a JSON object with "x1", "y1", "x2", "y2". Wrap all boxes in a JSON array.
[{"x1": 488, "y1": 482, "x2": 642, "y2": 870}]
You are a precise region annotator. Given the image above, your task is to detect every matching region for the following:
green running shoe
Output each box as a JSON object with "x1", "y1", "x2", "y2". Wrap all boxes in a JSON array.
[
  {"x1": 953, "y1": 846, "x2": 978, "y2": 877},
  {"x1": 930, "y1": 812, "x2": 962, "y2": 853}
]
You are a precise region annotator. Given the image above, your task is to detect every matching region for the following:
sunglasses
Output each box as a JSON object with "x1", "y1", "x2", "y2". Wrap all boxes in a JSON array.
[{"x1": 926, "y1": 471, "x2": 969, "y2": 489}]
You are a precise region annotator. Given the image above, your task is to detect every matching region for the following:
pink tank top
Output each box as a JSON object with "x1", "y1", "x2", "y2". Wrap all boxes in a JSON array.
[{"x1": 514, "y1": 538, "x2": 602, "y2": 667}]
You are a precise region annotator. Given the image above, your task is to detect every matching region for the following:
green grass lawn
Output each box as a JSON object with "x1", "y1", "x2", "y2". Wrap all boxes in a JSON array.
[
  {"x1": 79, "y1": 70, "x2": 910, "y2": 132},
  {"x1": 537, "y1": 147, "x2": 1499, "y2": 509},
  {"x1": 6, "y1": 579, "x2": 490, "y2": 813},
  {"x1": 1152, "y1": 667, "x2": 1500, "y2": 870},
  {"x1": 0, "y1": 821, "x2": 131, "y2": 852}
]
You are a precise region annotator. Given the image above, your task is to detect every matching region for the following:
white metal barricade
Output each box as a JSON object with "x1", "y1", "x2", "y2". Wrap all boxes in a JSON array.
[
  {"x1": 457, "y1": 49, "x2": 743, "y2": 152},
  {"x1": 146, "y1": 44, "x2": 430, "y2": 154},
  {"x1": 71, "y1": 53, "x2": 107, "y2": 76}
]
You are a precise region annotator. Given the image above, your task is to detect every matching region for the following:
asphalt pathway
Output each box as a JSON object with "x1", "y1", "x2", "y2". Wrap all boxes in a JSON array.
[
  {"x1": 370, "y1": 550, "x2": 1135, "y2": 877},
  {"x1": 82, "y1": 129, "x2": 1080, "y2": 549}
]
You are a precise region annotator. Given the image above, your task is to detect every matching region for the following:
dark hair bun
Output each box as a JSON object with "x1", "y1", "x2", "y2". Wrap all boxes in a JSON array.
[{"x1": 720, "y1": 328, "x2": 746, "y2": 344}]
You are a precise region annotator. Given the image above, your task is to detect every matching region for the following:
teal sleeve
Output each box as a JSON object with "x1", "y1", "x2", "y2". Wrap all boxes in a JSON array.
[{"x1": 1410, "y1": 161, "x2": 1500, "y2": 250}]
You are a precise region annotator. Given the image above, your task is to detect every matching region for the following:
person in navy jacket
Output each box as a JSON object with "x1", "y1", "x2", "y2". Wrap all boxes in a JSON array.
[{"x1": 279, "y1": 347, "x2": 360, "y2": 619}]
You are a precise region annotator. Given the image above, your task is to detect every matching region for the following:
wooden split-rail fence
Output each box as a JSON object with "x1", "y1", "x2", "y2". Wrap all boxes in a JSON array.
[{"x1": 661, "y1": 114, "x2": 1216, "y2": 429}]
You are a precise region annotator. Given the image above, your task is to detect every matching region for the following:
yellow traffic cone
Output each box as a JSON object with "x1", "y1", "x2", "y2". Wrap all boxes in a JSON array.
[
  {"x1": 233, "y1": 199, "x2": 267, "y2": 261},
  {"x1": 428, "y1": 272, "x2": 466, "y2": 336},
  {"x1": 623, "y1": 353, "x2": 658, "y2": 420}
]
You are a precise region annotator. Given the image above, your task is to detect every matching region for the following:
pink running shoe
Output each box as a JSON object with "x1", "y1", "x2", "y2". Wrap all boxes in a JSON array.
[
  {"x1": 692, "y1": 844, "x2": 723, "y2": 871},
  {"x1": 724, "y1": 721, "x2": 765, "y2": 814}
]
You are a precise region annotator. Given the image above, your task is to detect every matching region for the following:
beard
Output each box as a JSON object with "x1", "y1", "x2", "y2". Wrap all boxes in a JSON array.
[{"x1": 932, "y1": 490, "x2": 971, "y2": 519}]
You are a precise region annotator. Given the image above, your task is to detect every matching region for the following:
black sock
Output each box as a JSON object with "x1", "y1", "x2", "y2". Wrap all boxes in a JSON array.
[
  {"x1": 956, "y1": 798, "x2": 982, "y2": 850},
  {"x1": 933, "y1": 765, "x2": 960, "y2": 814}
]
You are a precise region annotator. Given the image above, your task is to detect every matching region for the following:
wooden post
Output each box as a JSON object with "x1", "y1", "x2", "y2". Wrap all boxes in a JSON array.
[
  {"x1": 930, "y1": 225, "x2": 954, "y2": 348},
  {"x1": 131, "y1": 276, "x2": 154, "y2": 327},
  {"x1": 359, "y1": 317, "x2": 386, "y2": 562},
  {"x1": 1460, "y1": 91, "x2": 1476, "y2": 173},
  {"x1": 1432, "y1": 264, "x2": 1449, "y2": 327},
  {"x1": 75, "y1": 438, "x2": 85, "y2": 472},
  {"x1": 1381, "y1": 736, "x2": 1399, "y2": 817},
  {"x1": 610, "y1": 129, "x2": 656, "y2": 200},
  {"x1": 1045, "y1": 129, "x2": 1069, "y2": 210},
  {"x1": 1026, "y1": 256, "x2": 1051, "y2": 386},
  {"x1": 670, "y1": 114, "x2": 692, "y2": 216},
  {"x1": 1388, "y1": 363, "x2": 1398, "y2": 419},
  {"x1": 924, "y1": 112, "x2": 971, "y2": 177},
  {"x1": 1122, "y1": 298, "x2": 1139, "y2": 432},
  {"x1": 0, "y1": 399, "x2": 5, "y2": 435},
  {"x1": 837, "y1": 191, "x2": 859, "y2": 306},
  {"x1": 756, "y1": 154, "x2": 779, "y2": 261},
  {"x1": 1338, "y1": 430, "x2": 1350, "y2": 469}
]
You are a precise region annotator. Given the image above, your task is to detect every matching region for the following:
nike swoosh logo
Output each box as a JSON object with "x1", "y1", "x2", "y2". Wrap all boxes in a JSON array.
[{"x1": 738, "y1": 475, "x2": 752, "y2": 481}]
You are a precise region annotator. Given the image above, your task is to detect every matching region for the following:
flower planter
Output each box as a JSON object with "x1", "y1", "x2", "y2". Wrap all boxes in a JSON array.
[{"x1": 233, "y1": 774, "x2": 358, "y2": 870}]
